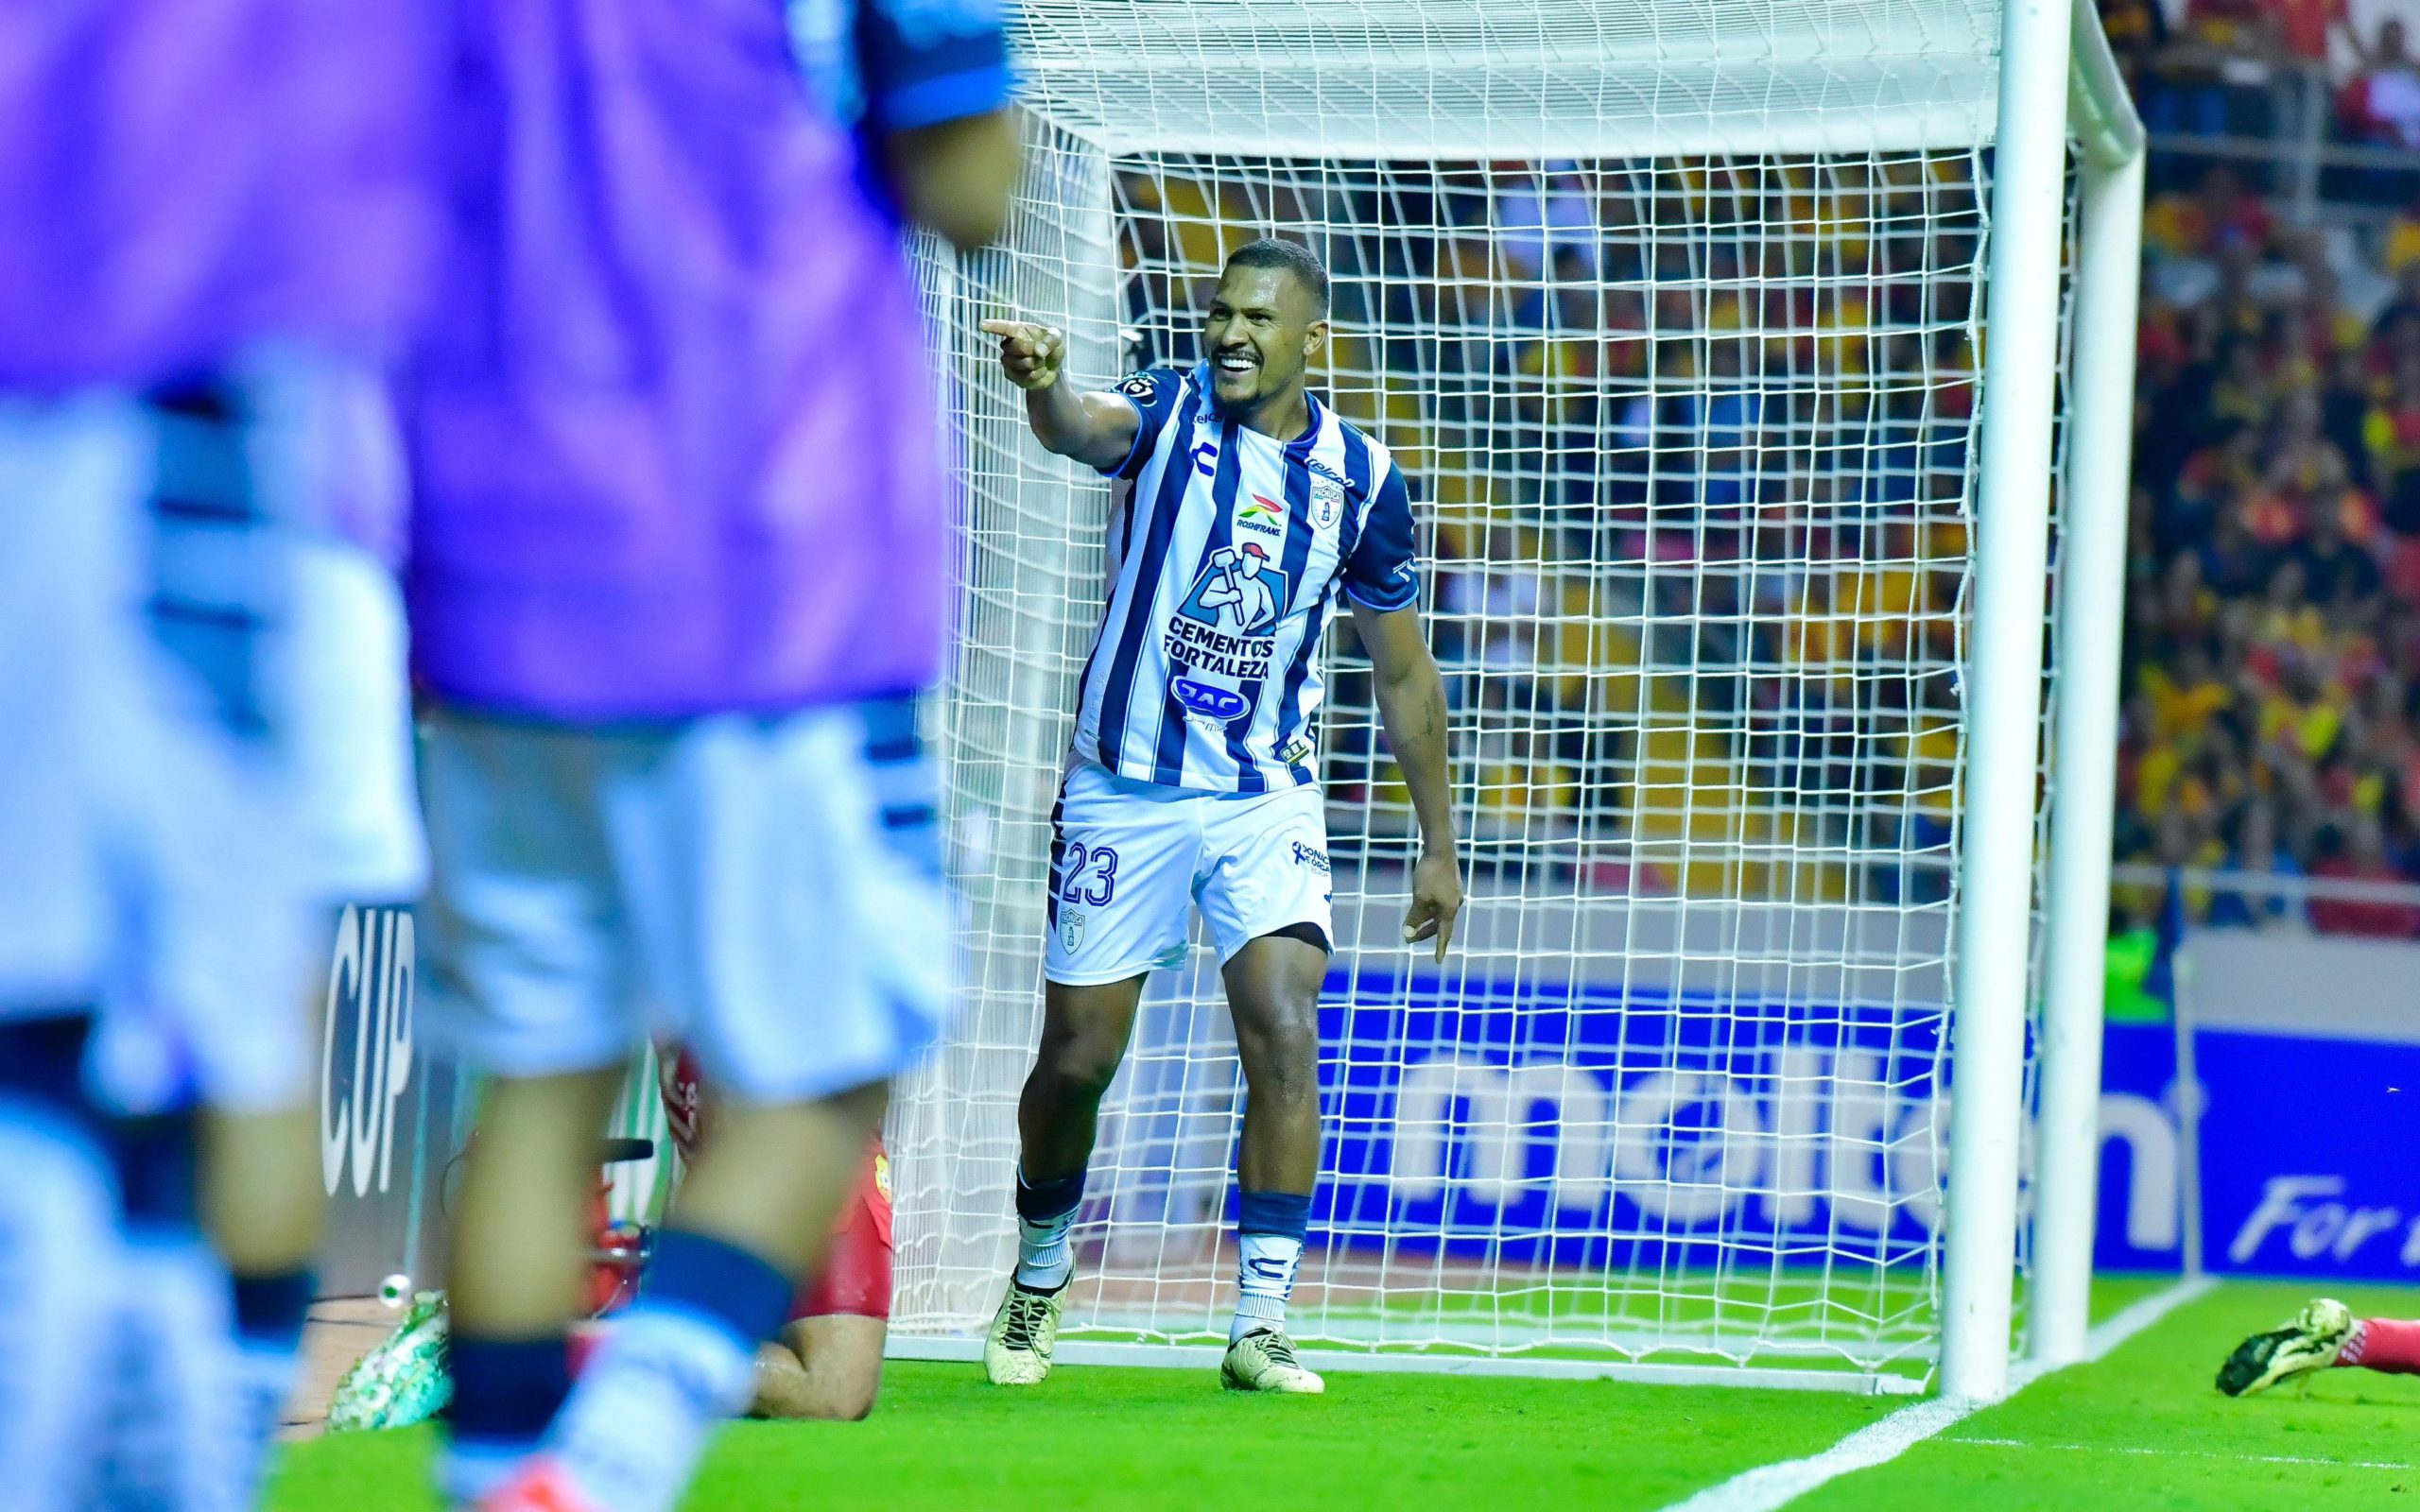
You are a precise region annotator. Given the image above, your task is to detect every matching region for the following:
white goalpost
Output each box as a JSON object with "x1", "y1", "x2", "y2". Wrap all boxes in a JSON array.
[{"x1": 890, "y1": 0, "x2": 2144, "y2": 1397}]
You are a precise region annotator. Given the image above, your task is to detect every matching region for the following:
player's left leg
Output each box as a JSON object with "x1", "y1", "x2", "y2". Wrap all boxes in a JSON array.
[
  {"x1": 752, "y1": 1318, "x2": 888, "y2": 1421},
  {"x1": 2217, "y1": 1297, "x2": 2360, "y2": 1395},
  {"x1": 2216, "y1": 1298, "x2": 2420, "y2": 1396},
  {"x1": 1200, "y1": 783, "x2": 1336, "y2": 1396},
  {"x1": 750, "y1": 1144, "x2": 894, "y2": 1420}
]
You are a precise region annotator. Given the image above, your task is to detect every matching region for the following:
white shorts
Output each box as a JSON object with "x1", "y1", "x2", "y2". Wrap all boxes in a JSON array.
[
  {"x1": 287, "y1": 538, "x2": 427, "y2": 904},
  {"x1": 0, "y1": 389, "x2": 317, "y2": 1114},
  {"x1": 415, "y1": 696, "x2": 947, "y2": 1101},
  {"x1": 1044, "y1": 760, "x2": 1334, "y2": 986}
]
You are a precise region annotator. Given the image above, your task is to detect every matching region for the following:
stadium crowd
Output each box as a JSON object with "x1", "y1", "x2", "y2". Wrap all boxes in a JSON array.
[
  {"x1": 1107, "y1": 2, "x2": 2420, "y2": 931},
  {"x1": 2111, "y1": 8, "x2": 2420, "y2": 937}
]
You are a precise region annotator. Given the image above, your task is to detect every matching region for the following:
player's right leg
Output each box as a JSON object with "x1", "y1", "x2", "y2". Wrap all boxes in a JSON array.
[
  {"x1": 473, "y1": 696, "x2": 944, "y2": 1512},
  {"x1": 988, "y1": 976, "x2": 1146, "y2": 1385},
  {"x1": 990, "y1": 761, "x2": 1195, "y2": 1386},
  {"x1": 413, "y1": 711, "x2": 650, "y2": 1507}
]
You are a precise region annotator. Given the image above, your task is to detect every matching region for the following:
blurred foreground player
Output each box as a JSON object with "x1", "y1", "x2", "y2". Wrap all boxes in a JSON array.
[
  {"x1": 657, "y1": 1050, "x2": 893, "y2": 1420},
  {"x1": 2218, "y1": 1298, "x2": 2420, "y2": 1396},
  {"x1": 977, "y1": 241, "x2": 1463, "y2": 1394},
  {"x1": 0, "y1": 6, "x2": 442, "y2": 1507},
  {"x1": 404, "y1": 4, "x2": 1015, "y2": 1509}
]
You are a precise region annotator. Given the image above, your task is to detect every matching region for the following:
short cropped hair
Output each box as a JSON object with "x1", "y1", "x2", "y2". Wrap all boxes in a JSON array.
[{"x1": 1223, "y1": 237, "x2": 1330, "y2": 316}]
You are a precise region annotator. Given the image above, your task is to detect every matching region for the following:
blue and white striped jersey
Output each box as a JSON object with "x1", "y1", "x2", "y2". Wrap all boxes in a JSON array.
[{"x1": 1072, "y1": 362, "x2": 1420, "y2": 794}]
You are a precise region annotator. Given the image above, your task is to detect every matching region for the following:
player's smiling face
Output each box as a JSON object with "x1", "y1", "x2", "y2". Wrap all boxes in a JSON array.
[{"x1": 1201, "y1": 265, "x2": 1327, "y2": 418}]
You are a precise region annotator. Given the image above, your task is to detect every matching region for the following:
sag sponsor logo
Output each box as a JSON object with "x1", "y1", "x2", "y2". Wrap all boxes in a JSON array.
[
  {"x1": 1172, "y1": 678, "x2": 1251, "y2": 722},
  {"x1": 320, "y1": 905, "x2": 417, "y2": 1198}
]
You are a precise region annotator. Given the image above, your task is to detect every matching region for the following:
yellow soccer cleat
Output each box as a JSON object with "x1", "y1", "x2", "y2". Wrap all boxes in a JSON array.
[
  {"x1": 1219, "y1": 1328, "x2": 1325, "y2": 1394},
  {"x1": 984, "y1": 1277, "x2": 1065, "y2": 1386},
  {"x1": 2217, "y1": 1297, "x2": 2354, "y2": 1397}
]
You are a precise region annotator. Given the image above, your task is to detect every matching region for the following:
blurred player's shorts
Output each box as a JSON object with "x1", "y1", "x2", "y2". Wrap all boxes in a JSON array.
[
  {"x1": 414, "y1": 695, "x2": 947, "y2": 1100},
  {"x1": 0, "y1": 386, "x2": 312, "y2": 1115},
  {"x1": 0, "y1": 356, "x2": 418, "y2": 1115},
  {"x1": 288, "y1": 536, "x2": 426, "y2": 904}
]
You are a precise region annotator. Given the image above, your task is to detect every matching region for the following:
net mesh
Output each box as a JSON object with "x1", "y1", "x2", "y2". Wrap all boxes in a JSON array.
[{"x1": 890, "y1": 0, "x2": 2072, "y2": 1387}]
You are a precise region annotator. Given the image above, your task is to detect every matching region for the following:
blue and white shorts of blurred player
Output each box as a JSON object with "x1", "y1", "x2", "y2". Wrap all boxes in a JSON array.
[
  {"x1": 413, "y1": 696, "x2": 948, "y2": 1101},
  {"x1": 1043, "y1": 758, "x2": 1334, "y2": 987},
  {"x1": 0, "y1": 365, "x2": 425, "y2": 1118}
]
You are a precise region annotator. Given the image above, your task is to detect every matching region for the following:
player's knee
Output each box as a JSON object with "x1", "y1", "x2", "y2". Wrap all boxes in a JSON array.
[
  {"x1": 1035, "y1": 1027, "x2": 1126, "y2": 1105},
  {"x1": 1236, "y1": 1001, "x2": 1320, "y2": 1103}
]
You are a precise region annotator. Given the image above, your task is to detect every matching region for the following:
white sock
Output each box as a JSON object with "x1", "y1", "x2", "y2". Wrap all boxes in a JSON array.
[
  {"x1": 542, "y1": 1308, "x2": 756, "y2": 1512},
  {"x1": 0, "y1": 1114, "x2": 122, "y2": 1512},
  {"x1": 1231, "y1": 1231, "x2": 1304, "y2": 1345},
  {"x1": 97, "y1": 1228, "x2": 246, "y2": 1512},
  {"x1": 439, "y1": 1439, "x2": 528, "y2": 1510},
  {"x1": 229, "y1": 1338, "x2": 300, "y2": 1499},
  {"x1": 1015, "y1": 1208, "x2": 1078, "y2": 1291}
]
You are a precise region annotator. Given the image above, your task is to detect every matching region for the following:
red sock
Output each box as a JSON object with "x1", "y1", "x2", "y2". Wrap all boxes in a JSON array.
[{"x1": 2339, "y1": 1318, "x2": 2420, "y2": 1374}]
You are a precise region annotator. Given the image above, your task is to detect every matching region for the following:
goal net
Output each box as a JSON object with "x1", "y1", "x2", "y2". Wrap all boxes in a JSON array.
[{"x1": 892, "y1": 0, "x2": 2086, "y2": 1392}]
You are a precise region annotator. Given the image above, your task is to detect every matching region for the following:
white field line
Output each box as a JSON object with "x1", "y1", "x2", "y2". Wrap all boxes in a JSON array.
[
  {"x1": 1658, "y1": 1276, "x2": 2219, "y2": 1512},
  {"x1": 1947, "y1": 1436, "x2": 2416, "y2": 1472}
]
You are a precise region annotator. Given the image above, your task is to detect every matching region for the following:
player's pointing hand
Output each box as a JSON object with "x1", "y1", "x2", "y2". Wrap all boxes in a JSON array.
[
  {"x1": 1404, "y1": 850, "x2": 1463, "y2": 966},
  {"x1": 979, "y1": 318, "x2": 1065, "y2": 391}
]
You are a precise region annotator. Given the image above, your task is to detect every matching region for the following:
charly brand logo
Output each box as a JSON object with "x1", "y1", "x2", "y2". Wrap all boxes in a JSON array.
[{"x1": 320, "y1": 905, "x2": 417, "y2": 1198}]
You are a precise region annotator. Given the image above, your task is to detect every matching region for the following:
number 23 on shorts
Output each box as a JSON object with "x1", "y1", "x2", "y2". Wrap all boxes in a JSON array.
[{"x1": 1059, "y1": 841, "x2": 1118, "y2": 906}]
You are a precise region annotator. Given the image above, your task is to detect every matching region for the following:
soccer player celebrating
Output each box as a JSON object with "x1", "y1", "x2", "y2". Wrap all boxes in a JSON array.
[
  {"x1": 2218, "y1": 1298, "x2": 2420, "y2": 1396},
  {"x1": 977, "y1": 238, "x2": 1463, "y2": 1395}
]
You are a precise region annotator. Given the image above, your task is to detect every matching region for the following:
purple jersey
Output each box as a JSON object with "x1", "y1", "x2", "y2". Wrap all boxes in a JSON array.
[
  {"x1": 402, "y1": 0, "x2": 1011, "y2": 722},
  {"x1": 0, "y1": 0, "x2": 446, "y2": 390}
]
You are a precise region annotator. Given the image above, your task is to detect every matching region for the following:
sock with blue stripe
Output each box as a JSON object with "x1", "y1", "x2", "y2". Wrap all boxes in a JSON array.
[
  {"x1": 0, "y1": 1013, "x2": 121, "y2": 1512},
  {"x1": 1232, "y1": 1189, "x2": 1311, "y2": 1345},
  {"x1": 101, "y1": 1109, "x2": 247, "y2": 1510},
  {"x1": 228, "y1": 1268, "x2": 317, "y2": 1496},
  {"x1": 439, "y1": 1337, "x2": 572, "y2": 1506},
  {"x1": 538, "y1": 1228, "x2": 793, "y2": 1512},
  {"x1": 1013, "y1": 1167, "x2": 1085, "y2": 1291}
]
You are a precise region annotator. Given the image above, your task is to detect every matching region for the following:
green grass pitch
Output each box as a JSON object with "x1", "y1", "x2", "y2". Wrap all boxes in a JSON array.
[{"x1": 268, "y1": 1280, "x2": 2420, "y2": 1511}]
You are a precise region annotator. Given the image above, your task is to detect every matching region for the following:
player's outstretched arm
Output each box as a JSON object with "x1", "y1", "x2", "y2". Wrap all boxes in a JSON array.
[
  {"x1": 978, "y1": 319, "x2": 1140, "y2": 472},
  {"x1": 1352, "y1": 601, "x2": 1463, "y2": 963},
  {"x1": 885, "y1": 112, "x2": 1020, "y2": 249}
]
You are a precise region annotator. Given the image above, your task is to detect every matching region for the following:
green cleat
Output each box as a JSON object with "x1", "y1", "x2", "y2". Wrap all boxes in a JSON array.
[
  {"x1": 1219, "y1": 1328, "x2": 1324, "y2": 1394},
  {"x1": 2217, "y1": 1297, "x2": 2354, "y2": 1397},
  {"x1": 984, "y1": 1276, "x2": 1066, "y2": 1385},
  {"x1": 327, "y1": 1290, "x2": 454, "y2": 1432}
]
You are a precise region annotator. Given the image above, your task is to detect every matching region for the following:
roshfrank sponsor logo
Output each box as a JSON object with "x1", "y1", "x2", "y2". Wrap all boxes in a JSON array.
[{"x1": 1237, "y1": 495, "x2": 1285, "y2": 536}]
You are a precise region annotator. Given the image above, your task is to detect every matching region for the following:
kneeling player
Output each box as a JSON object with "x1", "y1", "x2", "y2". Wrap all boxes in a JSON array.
[
  {"x1": 336, "y1": 1049, "x2": 894, "y2": 1429},
  {"x1": 655, "y1": 1051, "x2": 892, "y2": 1421},
  {"x1": 2219, "y1": 1298, "x2": 2420, "y2": 1396}
]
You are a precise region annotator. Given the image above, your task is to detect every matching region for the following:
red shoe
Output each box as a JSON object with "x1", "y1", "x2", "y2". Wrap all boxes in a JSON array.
[{"x1": 478, "y1": 1458, "x2": 605, "y2": 1512}]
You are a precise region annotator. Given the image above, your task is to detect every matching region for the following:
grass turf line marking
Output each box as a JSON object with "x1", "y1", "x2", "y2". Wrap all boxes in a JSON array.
[
  {"x1": 1946, "y1": 1436, "x2": 2415, "y2": 1471},
  {"x1": 1658, "y1": 1276, "x2": 2218, "y2": 1512}
]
